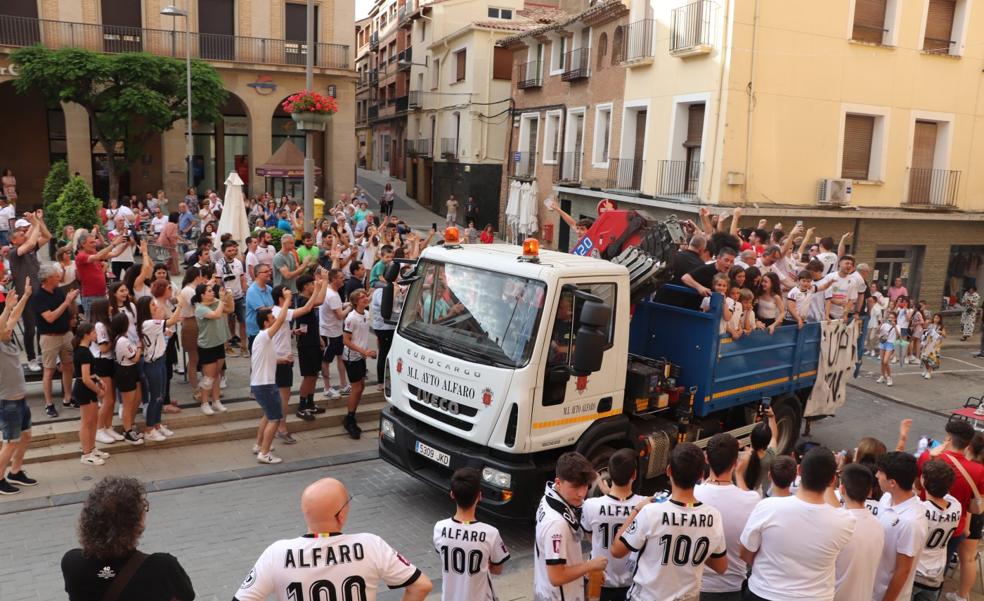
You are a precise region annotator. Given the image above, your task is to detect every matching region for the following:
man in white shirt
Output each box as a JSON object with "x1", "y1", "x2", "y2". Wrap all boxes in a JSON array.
[
  {"x1": 115, "y1": 199, "x2": 136, "y2": 224},
  {"x1": 823, "y1": 255, "x2": 861, "y2": 321},
  {"x1": 734, "y1": 249, "x2": 757, "y2": 271},
  {"x1": 253, "y1": 230, "x2": 277, "y2": 271},
  {"x1": 249, "y1": 292, "x2": 292, "y2": 464},
  {"x1": 217, "y1": 240, "x2": 248, "y2": 357},
  {"x1": 739, "y1": 447, "x2": 855, "y2": 601},
  {"x1": 834, "y1": 464, "x2": 885, "y2": 601},
  {"x1": 694, "y1": 434, "x2": 761, "y2": 601},
  {"x1": 150, "y1": 209, "x2": 168, "y2": 237},
  {"x1": 233, "y1": 477, "x2": 432, "y2": 601},
  {"x1": 613, "y1": 442, "x2": 727, "y2": 601},
  {"x1": 816, "y1": 236, "x2": 838, "y2": 276},
  {"x1": 319, "y1": 268, "x2": 351, "y2": 400},
  {"x1": 756, "y1": 246, "x2": 796, "y2": 291},
  {"x1": 872, "y1": 452, "x2": 930, "y2": 601},
  {"x1": 269, "y1": 283, "x2": 323, "y2": 446}
]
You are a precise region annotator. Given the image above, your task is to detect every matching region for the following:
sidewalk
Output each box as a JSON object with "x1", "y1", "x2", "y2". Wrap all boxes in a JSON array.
[{"x1": 357, "y1": 167, "x2": 446, "y2": 233}]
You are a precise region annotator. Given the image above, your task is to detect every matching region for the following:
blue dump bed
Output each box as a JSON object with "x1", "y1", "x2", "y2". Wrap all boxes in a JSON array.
[{"x1": 628, "y1": 285, "x2": 821, "y2": 417}]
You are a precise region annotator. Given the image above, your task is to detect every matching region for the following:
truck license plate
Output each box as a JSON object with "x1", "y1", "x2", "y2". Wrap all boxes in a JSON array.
[{"x1": 415, "y1": 441, "x2": 451, "y2": 467}]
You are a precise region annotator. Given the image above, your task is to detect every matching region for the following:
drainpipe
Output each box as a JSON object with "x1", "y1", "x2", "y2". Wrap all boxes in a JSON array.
[{"x1": 741, "y1": 0, "x2": 760, "y2": 203}]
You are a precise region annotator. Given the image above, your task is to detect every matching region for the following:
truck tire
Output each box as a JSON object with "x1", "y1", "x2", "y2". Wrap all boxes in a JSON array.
[{"x1": 772, "y1": 397, "x2": 802, "y2": 454}]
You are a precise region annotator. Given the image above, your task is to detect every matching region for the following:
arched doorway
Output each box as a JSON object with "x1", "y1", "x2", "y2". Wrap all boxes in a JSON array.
[
  {"x1": 192, "y1": 92, "x2": 251, "y2": 195},
  {"x1": 269, "y1": 97, "x2": 323, "y2": 198},
  {"x1": 0, "y1": 81, "x2": 65, "y2": 208}
]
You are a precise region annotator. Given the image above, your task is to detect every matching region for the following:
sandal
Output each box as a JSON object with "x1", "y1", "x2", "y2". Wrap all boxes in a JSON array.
[{"x1": 163, "y1": 404, "x2": 182, "y2": 414}]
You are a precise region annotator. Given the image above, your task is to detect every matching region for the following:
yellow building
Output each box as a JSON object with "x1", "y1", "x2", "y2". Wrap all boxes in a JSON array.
[
  {"x1": 0, "y1": 0, "x2": 355, "y2": 206},
  {"x1": 547, "y1": 0, "x2": 984, "y2": 305}
]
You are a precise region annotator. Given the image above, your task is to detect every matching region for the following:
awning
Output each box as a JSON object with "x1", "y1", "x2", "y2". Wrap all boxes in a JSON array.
[{"x1": 255, "y1": 139, "x2": 323, "y2": 178}]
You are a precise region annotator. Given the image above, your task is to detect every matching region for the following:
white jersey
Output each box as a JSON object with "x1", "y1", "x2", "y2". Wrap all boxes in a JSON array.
[
  {"x1": 580, "y1": 493, "x2": 646, "y2": 589},
  {"x1": 619, "y1": 498, "x2": 727, "y2": 601},
  {"x1": 233, "y1": 532, "x2": 421, "y2": 601},
  {"x1": 872, "y1": 493, "x2": 929, "y2": 601},
  {"x1": 534, "y1": 483, "x2": 586, "y2": 601},
  {"x1": 915, "y1": 494, "x2": 962, "y2": 589},
  {"x1": 833, "y1": 507, "x2": 884, "y2": 601},
  {"x1": 343, "y1": 310, "x2": 370, "y2": 361},
  {"x1": 693, "y1": 483, "x2": 761, "y2": 594},
  {"x1": 432, "y1": 518, "x2": 510, "y2": 601}
]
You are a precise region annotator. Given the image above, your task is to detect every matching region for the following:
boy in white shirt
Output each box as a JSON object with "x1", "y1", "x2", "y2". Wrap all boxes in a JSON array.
[
  {"x1": 913, "y1": 460, "x2": 962, "y2": 601},
  {"x1": 699, "y1": 274, "x2": 736, "y2": 338},
  {"x1": 766, "y1": 455, "x2": 797, "y2": 498},
  {"x1": 249, "y1": 290, "x2": 292, "y2": 464},
  {"x1": 872, "y1": 451, "x2": 930, "y2": 601},
  {"x1": 786, "y1": 270, "x2": 814, "y2": 327},
  {"x1": 342, "y1": 289, "x2": 376, "y2": 440},
  {"x1": 833, "y1": 464, "x2": 885, "y2": 601}
]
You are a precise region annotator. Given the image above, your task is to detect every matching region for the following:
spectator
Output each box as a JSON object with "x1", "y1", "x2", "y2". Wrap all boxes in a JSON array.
[
  {"x1": 786, "y1": 270, "x2": 814, "y2": 327},
  {"x1": 682, "y1": 247, "x2": 738, "y2": 297},
  {"x1": 816, "y1": 236, "x2": 838, "y2": 276},
  {"x1": 294, "y1": 274, "x2": 329, "y2": 419},
  {"x1": 877, "y1": 312, "x2": 900, "y2": 386},
  {"x1": 193, "y1": 282, "x2": 233, "y2": 415},
  {"x1": 833, "y1": 464, "x2": 885, "y2": 601},
  {"x1": 110, "y1": 311, "x2": 143, "y2": 445},
  {"x1": 873, "y1": 451, "x2": 929, "y2": 601},
  {"x1": 464, "y1": 195, "x2": 479, "y2": 225},
  {"x1": 107, "y1": 216, "x2": 137, "y2": 280},
  {"x1": 739, "y1": 447, "x2": 855, "y2": 601},
  {"x1": 320, "y1": 268, "x2": 351, "y2": 401},
  {"x1": 273, "y1": 234, "x2": 310, "y2": 293},
  {"x1": 735, "y1": 248, "x2": 757, "y2": 270},
  {"x1": 36, "y1": 264, "x2": 78, "y2": 416},
  {"x1": 61, "y1": 476, "x2": 195, "y2": 601},
  {"x1": 694, "y1": 434, "x2": 760, "y2": 601},
  {"x1": 249, "y1": 292, "x2": 292, "y2": 464},
  {"x1": 88, "y1": 300, "x2": 122, "y2": 445},
  {"x1": 343, "y1": 261, "x2": 366, "y2": 301},
  {"x1": 135, "y1": 295, "x2": 184, "y2": 442},
  {"x1": 77, "y1": 230, "x2": 127, "y2": 318},
  {"x1": 72, "y1": 323, "x2": 108, "y2": 466},
  {"x1": 754, "y1": 272, "x2": 784, "y2": 333},
  {"x1": 480, "y1": 224, "x2": 495, "y2": 244},
  {"x1": 913, "y1": 460, "x2": 961, "y2": 601},
  {"x1": 268, "y1": 283, "x2": 321, "y2": 443},
  {"x1": 889, "y1": 277, "x2": 909, "y2": 303},
  {"x1": 177, "y1": 267, "x2": 204, "y2": 395},
  {"x1": 921, "y1": 313, "x2": 946, "y2": 379},
  {"x1": 177, "y1": 201, "x2": 195, "y2": 238},
  {"x1": 245, "y1": 264, "x2": 274, "y2": 353},
  {"x1": 369, "y1": 245, "x2": 394, "y2": 286},
  {"x1": 342, "y1": 289, "x2": 375, "y2": 440},
  {"x1": 446, "y1": 193, "x2": 459, "y2": 226},
  {"x1": 0, "y1": 195, "x2": 13, "y2": 246},
  {"x1": 216, "y1": 241, "x2": 248, "y2": 358},
  {"x1": 741, "y1": 409, "x2": 779, "y2": 495},
  {"x1": 10, "y1": 212, "x2": 51, "y2": 373},
  {"x1": 0, "y1": 283, "x2": 36, "y2": 495},
  {"x1": 961, "y1": 286, "x2": 981, "y2": 342},
  {"x1": 823, "y1": 255, "x2": 860, "y2": 322},
  {"x1": 766, "y1": 456, "x2": 797, "y2": 497},
  {"x1": 533, "y1": 451, "x2": 605, "y2": 601}
]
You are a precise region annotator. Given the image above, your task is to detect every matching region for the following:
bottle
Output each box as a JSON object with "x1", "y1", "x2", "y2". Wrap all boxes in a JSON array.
[{"x1": 914, "y1": 436, "x2": 929, "y2": 458}]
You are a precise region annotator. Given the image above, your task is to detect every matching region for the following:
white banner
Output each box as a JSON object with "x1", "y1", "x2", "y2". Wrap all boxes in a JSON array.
[{"x1": 804, "y1": 319, "x2": 860, "y2": 418}]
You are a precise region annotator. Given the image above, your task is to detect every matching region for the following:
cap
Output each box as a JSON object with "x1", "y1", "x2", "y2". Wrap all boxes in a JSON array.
[{"x1": 14, "y1": 219, "x2": 30, "y2": 229}]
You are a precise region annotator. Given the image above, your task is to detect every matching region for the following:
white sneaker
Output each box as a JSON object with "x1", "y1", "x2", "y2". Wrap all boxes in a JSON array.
[
  {"x1": 339, "y1": 385, "x2": 352, "y2": 395},
  {"x1": 220, "y1": 376, "x2": 228, "y2": 389},
  {"x1": 95, "y1": 429, "x2": 116, "y2": 445},
  {"x1": 145, "y1": 430, "x2": 167, "y2": 442},
  {"x1": 890, "y1": 357, "x2": 898, "y2": 364},
  {"x1": 945, "y1": 593, "x2": 968, "y2": 601},
  {"x1": 324, "y1": 387, "x2": 341, "y2": 400},
  {"x1": 257, "y1": 452, "x2": 283, "y2": 464},
  {"x1": 876, "y1": 376, "x2": 885, "y2": 383},
  {"x1": 159, "y1": 425, "x2": 174, "y2": 437},
  {"x1": 26, "y1": 360, "x2": 41, "y2": 373},
  {"x1": 212, "y1": 400, "x2": 228, "y2": 413},
  {"x1": 109, "y1": 429, "x2": 125, "y2": 442},
  {"x1": 886, "y1": 377, "x2": 894, "y2": 386},
  {"x1": 80, "y1": 453, "x2": 105, "y2": 466},
  {"x1": 91, "y1": 449, "x2": 110, "y2": 459},
  {"x1": 201, "y1": 403, "x2": 215, "y2": 416},
  {"x1": 251, "y1": 443, "x2": 275, "y2": 454},
  {"x1": 924, "y1": 372, "x2": 931, "y2": 379}
]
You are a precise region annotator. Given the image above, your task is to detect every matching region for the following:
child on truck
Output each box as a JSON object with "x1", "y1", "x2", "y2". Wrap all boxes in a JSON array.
[
  {"x1": 700, "y1": 273, "x2": 737, "y2": 337},
  {"x1": 786, "y1": 270, "x2": 814, "y2": 327}
]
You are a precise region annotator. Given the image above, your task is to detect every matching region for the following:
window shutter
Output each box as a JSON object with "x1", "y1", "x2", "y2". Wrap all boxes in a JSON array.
[
  {"x1": 492, "y1": 47, "x2": 512, "y2": 80},
  {"x1": 841, "y1": 114, "x2": 875, "y2": 180},
  {"x1": 455, "y1": 50, "x2": 466, "y2": 81},
  {"x1": 686, "y1": 104, "x2": 705, "y2": 147},
  {"x1": 852, "y1": 0, "x2": 887, "y2": 43},
  {"x1": 925, "y1": 0, "x2": 956, "y2": 53},
  {"x1": 911, "y1": 121, "x2": 938, "y2": 170}
]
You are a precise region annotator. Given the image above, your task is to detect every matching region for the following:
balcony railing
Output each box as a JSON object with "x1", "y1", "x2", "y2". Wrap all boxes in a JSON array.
[
  {"x1": 512, "y1": 151, "x2": 537, "y2": 179},
  {"x1": 398, "y1": 5, "x2": 410, "y2": 26},
  {"x1": 670, "y1": 0, "x2": 713, "y2": 55},
  {"x1": 905, "y1": 168, "x2": 960, "y2": 208},
  {"x1": 370, "y1": 31, "x2": 379, "y2": 49},
  {"x1": 518, "y1": 60, "x2": 542, "y2": 89},
  {"x1": 555, "y1": 151, "x2": 583, "y2": 184},
  {"x1": 395, "y1": 95, "x2": 409, "y2": 112},
  {"x1": 441, "y1": 138, "x2": 458, "y2": 159},
  {"x1": 606, "y1": 158, "x2": 645, "y2": 192},
  {"x1": 368, "y1": 105, "x2": 379, "y2": 120},
  {"x1": 408, "y1": 90, "x2": 423, "y2": 109},
  {"x1": 622, "y1": 19, "x2": 655, "y2": 63},
  {"x1": 653, "y1": 160, "x2": 702, "y2": 199},
  {"x1": 0, "y1": 15, "x2": 350, "y2": 69},
  {"x1": 407, "y1": 138, "x2": 432, "y2": 156},
  {"x1": 562, "y1": 48, "x2": 589, "y2": 81},
  {"x1": 397, "y1": 47, "x2": 412, "y2": 69}
]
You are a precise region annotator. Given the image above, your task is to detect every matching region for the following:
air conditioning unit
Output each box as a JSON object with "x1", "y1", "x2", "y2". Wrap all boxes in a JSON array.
[{"x1": 817, "y1": 178, "x2": 852, "y2": 206}]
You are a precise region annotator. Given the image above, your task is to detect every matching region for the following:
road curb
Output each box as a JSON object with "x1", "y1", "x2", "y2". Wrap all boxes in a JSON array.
[{"x1": 847, "y1": 382, "x2": 951, "y2": 419}]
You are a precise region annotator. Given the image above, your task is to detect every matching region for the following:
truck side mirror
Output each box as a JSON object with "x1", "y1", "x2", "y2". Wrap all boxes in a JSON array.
[{"x1": 571, "y1": 300, "x2": 610, "y2": 376}]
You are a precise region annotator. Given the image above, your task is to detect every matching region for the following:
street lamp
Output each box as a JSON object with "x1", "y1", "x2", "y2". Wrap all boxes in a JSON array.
[{"x1": 161, "y1": 4, "x2": 193, "y2": 191}]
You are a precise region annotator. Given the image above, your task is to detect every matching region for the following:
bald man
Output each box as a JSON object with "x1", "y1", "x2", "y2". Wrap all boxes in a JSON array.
[{"x1": 233, "y1": 478, "x2": 432, "y2": 601}]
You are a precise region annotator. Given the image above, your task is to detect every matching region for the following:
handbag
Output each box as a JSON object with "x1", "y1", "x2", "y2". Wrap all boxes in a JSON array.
[
  {"x1": 942, "y1": 453, "x2": 984, "y2": 515},
  {"x1": 101, "y1": 551, "x2": 148, "y2": 601}
]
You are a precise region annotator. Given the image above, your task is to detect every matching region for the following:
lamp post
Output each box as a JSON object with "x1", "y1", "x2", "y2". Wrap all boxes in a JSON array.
[
  {"x1": 303, "y1": 0, "x2": 315, "y2": 232},
  {"x1": 161, "y1": 4, "x2": 194, "y2": 192}
]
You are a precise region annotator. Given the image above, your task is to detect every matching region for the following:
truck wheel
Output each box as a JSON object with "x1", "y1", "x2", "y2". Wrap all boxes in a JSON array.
[
  {"x1": 586, "y1": 445, "x2": 617, "y2": 499},
  {"x1": 772, "y1": 398, "x2": 801, "y2": 454}
]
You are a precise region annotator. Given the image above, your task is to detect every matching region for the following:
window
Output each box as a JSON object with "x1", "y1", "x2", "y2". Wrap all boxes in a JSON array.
[
  {"x1": 454, "y1": 49, "x2": 466, "y2": 82},
  {"x1": 518, "y1": 114, "x2": 538, "y2": 178},
  {"x1": 841, "y1": 114, "x2": 876, "y2": 180},
  {"x1": 380, "y1": 12, "x2": 387, "y2": 27},
  {"x1": 492, "y1": 47, "x2": 512, "y2": 80},
  {"x1": 852, "y1": 0, "x2": 887, "y2": 43},
  {"x1": 487, "y1": 7, "x2": 513, "y2": 19},
  {"x1": 597, "y1": 32, "x2": 608, "y2": 69},
  {"x1": 611, "y1": 26, "x2": 623, "y2": 64},
  {"x1": 551, "y1": 36, "x2": 567, "y2": 74},
  {"x1": 593, "y1": 105, "x2": 612, "y2": 166},
  {"x1": 419, "y1": 20, "x2": 426, "y2": 41},
  {"x1": 924, "y1": 0, "x2": 957, "y2": 54},
  {"x1": 432, "y1": 58, "x2": 440, "y2": 88},
  {"x1": 543, "y1": 111, "x2": 562, "y2": 164}
]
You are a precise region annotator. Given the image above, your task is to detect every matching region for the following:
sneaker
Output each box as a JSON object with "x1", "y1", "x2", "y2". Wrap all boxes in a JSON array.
[
  {"x1": 296, "y1": 408, "x2": 316, "y2": 421},
  {"x1": 886, "y1": 377, "x2": 894, "y2": 386},
  {"x1": 890, "y1": 357, "x2": 898, "y2": 364},
  {"x1": 924, "y1": 372, "x2": 931, "y2": 380},
  {"x1": 45, "y1": 404, "x2": 58, "y2": 419},
  {"x1": 95, "y1": 429, "x2": 116, "y2": 445},
  {"x1": 0, "y1": 479, "x2": 20, "y2": 495},
  {"x1": 324, "y1": 387, "x2": 341, "y2": 400},
  {"x1": 6, "y1": 470, "x2": 38, "y2": 487},
  {"x1": 123, "y1": 430, "x2": 145, "y2": 445},
  {"x1": 876, "y1": 376, "x2": 885, "y2": 383},
  {"x1": 257, "y1": 452, "x2": 283, "y2": 464},
  {"x1": 338, "y1": 385, "x2": 352, "y2": 396},
  {"x1": 945, "y1": 593, "x2": 969, "y2": 601},
  {"x1": 91, "y1": 449, "x2": 110, "y2": 460},
  {"x1": 311, "y1": 405, "x2": 327, "y2": 414},
  {"x1": 80, "y1": 453, "x2": 105, "y2": 466},
  {"x1": 343, "y1": 415, "x2": 362, "y2": 440},
  {"x1": 251, "y1": 443, "x2": 275, "y2": 454},
  {"x1": 275, "y1": 431, "x2": 298, "y2": 445},
  {"x1": 220, "y1": 376, "x2": 228, "y2": 389},
  {"x1": 145, "y1": 430, "x2": 167, "y2": 442},
  {"x1": 201, "y1": 403, "x2": 215, "y2": 416},
  {"x1": 26, "y1": 360, "x2": 41, "y2": 373},
  {"x1": 108, "y1": 429, "x2": 125, "y2": 442},
  {"x1": 212, "y1": 400, "x2": 228, "y2": 413},
  {"x1": 159, "y1": 425, "x2": 174, "y2": 437},
  {"x1": 62, "y1": 399, "x2": 79, "y2": 408},
  {"x1": 175, "y1": 366, "x2": 186, "y2": 375}
]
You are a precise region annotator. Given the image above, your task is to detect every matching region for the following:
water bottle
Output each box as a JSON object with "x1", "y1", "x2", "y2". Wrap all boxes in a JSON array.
[{"x1": 915, "y1": 436, "x2": 929, "y2": 457}]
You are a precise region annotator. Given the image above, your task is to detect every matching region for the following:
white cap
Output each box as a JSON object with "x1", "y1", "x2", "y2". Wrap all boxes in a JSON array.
[{"x1": 14, "y1": 219, "x2": 30, "y2": 229}]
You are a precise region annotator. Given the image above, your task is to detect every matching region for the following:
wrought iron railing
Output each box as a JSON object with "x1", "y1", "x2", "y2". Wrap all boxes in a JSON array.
[
  {"x1": 555, "y1": 151, "x2": 583, "y2": 183},
  {"x1": 441, "y1": 138, "x2": 458, "y2": 159},
  {"x1": 368, "y1": 105, "x2": 379, "y2": 120},
  {"x1": 561, "y1": 48, "x2": 589, "y2": 81},
  {"x1": 512, "y1": 152, "x2": 537, "y2": 179},
  {"x1": 407, "y1": 138, "x2": 432, "y2": 156},
  {"x1": 653, "y1": 160, "x2": 702, "y2": 198},
  {"x1": 905, "y1": 168, "x2": 960, "y2": 208},
  {"x1": 408, "y1": 90, "x2": 423, "y2": 108},
  {"x1": 518, "y1": 60, "x2": 542, "y2": 89},
  {"x1": 670, "y1": 0, "x2": 713, "y2": 53},
  {"x1": 370, "y1": 31, "x2": 379, "y2": 49},
  {"x1": 395, "y1": 95, "x2": 409, "y2": 112},
  {"x1": 397, "y1": 47, "x2": 412, "y2": 69},
  {"x1": 606, "y1": 158, "x2": 645, "y2": 191},
  {"x1": 622, "y1": 19, "x2": 655, "y2": 62}
]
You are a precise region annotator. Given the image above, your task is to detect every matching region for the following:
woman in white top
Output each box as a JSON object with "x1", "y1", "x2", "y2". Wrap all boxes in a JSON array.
[
  {"x1": 877, "y1": 312, "x2": 900, "y2": 386},
  {"x1": 55, "y1": 246, "x2": 77, "y2": 291},
  {"x1": 178, "y1": 266, "x2": 205, "y2": 395},
  {"x1": 123, "y1": 240, "x2": 154, "y2": 300},
  {"x1": 89, "y1": 299, "x2": 124, "y2": 446},
  {"x1": 110, "y1": 311, "x2": 143, "y2": 444},
  {"x1": 893, "y1": 298, "x2": 912, "y2": 365},
  {"x1": 754, "y1": 272, "x2": 785, "y2": 335},
  {"x1": 135, "y1": 295, "x2": 185, "y2": 441}
]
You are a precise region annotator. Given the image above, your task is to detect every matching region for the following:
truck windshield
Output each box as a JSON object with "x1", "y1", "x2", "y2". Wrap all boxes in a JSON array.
[{"x1": 398, "y1": 260, "x2": 546, "y2": 368}]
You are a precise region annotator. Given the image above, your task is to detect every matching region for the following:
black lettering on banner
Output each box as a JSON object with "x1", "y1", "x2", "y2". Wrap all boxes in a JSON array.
[
  {"x1": 656, "y1": 534, "x2": 710, "y2": 566},
  {"x1": 286, "y1": 577, "x2": 368, "y2": 601}
]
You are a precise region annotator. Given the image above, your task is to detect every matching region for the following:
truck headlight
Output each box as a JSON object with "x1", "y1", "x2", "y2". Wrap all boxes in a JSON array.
[
  {"x1": 482, "y1": 467, "x2": 512, "y2": 489},
  {"x1": 380, "y1": 418, "x2": 396, "y2": 441},
  {"x1": 383, "y1": 360, "x2": 392, "y2": 398}
]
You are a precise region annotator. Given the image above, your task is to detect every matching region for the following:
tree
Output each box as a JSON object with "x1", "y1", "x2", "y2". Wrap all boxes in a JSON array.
[
  {"x1": 41, "y1": 161, "x2": 70, "y2": 234},
  {"x1": 11, "y1": 46, "x2": 227, "y2": 202},
  {"x1": 56, "y1": 176, "x2": 102, "y2": 234}
]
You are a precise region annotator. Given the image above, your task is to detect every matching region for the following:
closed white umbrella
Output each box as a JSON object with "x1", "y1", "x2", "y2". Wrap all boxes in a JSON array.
[
  {"x1": 217, "y1": 172, "x2": 251, "y2": 249},
  {"x1": 525, "y1": 184, "x2": 538, "y2": 236},
  {"x1": 505, "y1": 180, "x2": 521, "y2": 243},
  {"x1": 518, "y1": 182, "x2": 533, "y2": 238}
]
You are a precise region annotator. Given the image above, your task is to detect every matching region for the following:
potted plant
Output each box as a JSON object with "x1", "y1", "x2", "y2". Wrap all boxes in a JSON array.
[{"x1": 282, "y1": 90, "x2": 339, "y2": 131}]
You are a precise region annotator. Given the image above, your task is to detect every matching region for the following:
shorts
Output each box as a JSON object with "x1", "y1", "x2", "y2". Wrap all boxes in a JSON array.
[
  {"x1": 901, "y1": 327, "x2": 911, "y2": 338},
  {"x1": 115, "y1": 364, "x2": 139, "y2": 393},
  {"x1": 197, "y1": 344, "x2": 226, "y2": 366},
  {"x1": 0, "y1": 400, "x2": 31, "y2": 442},
  {"x1": 275, "y1": 362, "x2": 294, "y2": 389},
  {"x1": 233, "y1": 297, "x2": 245, "y2": 323},
  {"x1": 322, "y1": 335, "x2": 344, "y2": 362},
  {"x1": 299, "y1": 347, "x2": 322, "y2": 377},
  {"x1": 699, "y1": 592, "x2": 742, "y2": 601},
  {"x1": 251, "y1": 384, "x2": 283, "y2": 421},
  {"x1": 879, "y1": 342, "x2": 895, "y2": 352},
  {"x1": 40, "y1": 332, "x2": 73, "y2": 370},
  {"x1": 94, "y1": 357, "x2": 115, "y2": 378},
  {"x1": 911, "y1": 582, "x2": 942, "y2": 601},
  {"x1": 344, "y1": 358, "x2": 367, "y2": 383},
  {"x1": 600, "y1": 586, "x2": 629, "y2": 601},
  {"x1": 72, "y1": 380, "x2": 98, "y2": 406},
  {"x1": 970, "y1": 513, "x2": 984, "y2": 539}
]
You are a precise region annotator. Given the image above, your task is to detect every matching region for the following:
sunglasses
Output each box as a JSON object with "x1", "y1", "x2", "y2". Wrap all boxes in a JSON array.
[{"x1": 335, "y1": 493, "x2": 353, "y2": 520}]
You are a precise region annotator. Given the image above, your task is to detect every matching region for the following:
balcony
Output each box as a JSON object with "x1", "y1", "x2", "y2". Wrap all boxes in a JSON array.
[
  {"x1": 561, "y1": 48, "x2": 589, "y2": 81},
  {"x1": 440, "y1": 138, "x2": 458, "y2": 160},
  {"x1": 395, "y1": 95, "x2": 408, "y2": 112},
  {"x1": 368, "y1": 105, "x2": 379, "y2": 120},
  {"x1": 512, "y1": 152, "x2": 537, "y2": 180},
  {"x1": 397, "y1": 47, "x2": 412, "y2": 70},
  {"x1": 398, "y1": 5, "x2": 410, "y2": 27},
  {"x1": 0, "y1": 15, "x2": 350, "y2": 69},
  {"x1": 653, "y1": 160, "x2": 702, "y2": 199},
  {"x1": 606, "y1": 158, "x2": 645, "y2": 192},
  {"x1": 517, "y1": 60, "x2": 542, "y2": 89},
  {"x1": 904, "y1": 168, "x2": 960, "y2": 209},
  {"x1": 368, "y1": 70, "x2": 379, "y2": 85},
  {"x1": 621, "y1": 19, "x2": 655, "y2": 66},
  {"x1": 555, "y1": 151, "x2": 583, "y2": 184},
  {"x1": 670, "y1": 0, "x2": 714, "y2": 57},
  {"x1": 370, "y1": 31, "x2": 379, "y2": 49},
  {"x1": 408, "y1": 90, "x2": 423, "y2": 109},
  {"x1": 407, "y1": 138, "x2": 432, "y2": 157}
]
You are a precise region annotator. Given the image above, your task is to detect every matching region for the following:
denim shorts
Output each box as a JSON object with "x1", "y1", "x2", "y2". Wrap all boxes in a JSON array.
[
  {"x1": 251, "y1": 384, "x2": 283, "y2": 421},
  {"x1": 233, "y1": 297, "x2": 245, "y2": 323},
  {"x1": 0, "y1": 400, "x2": 31, "y2": 442}
]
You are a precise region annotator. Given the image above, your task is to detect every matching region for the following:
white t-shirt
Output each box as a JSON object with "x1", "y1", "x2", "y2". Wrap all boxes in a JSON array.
[
  {"x1": 833, "y1": 507, "x2": 885, "y2": 601},
  {"x1": 915, "y1": 494, "x2": 962, "y2": 589},
  {"x1": 90, "y1": 322, "x2": 111, "y2": 359},
  {"x1": 114, "y1": 337, "x2": 139, "y2": 366},
  {"x1": 432, "y1": 518, "x2": 510, "y2": 601},
  {"x1": 580, "y1": 493, "x2": 646, "y2": 589},
  {"x1": 233, "y1": 532, "x2": 422, "y2": 601},
  {"x1": 822, "y1": 272, "x2": 858, "y2": 319},
  {"x1": 0, "y1": 204, "x2": 14, "y2": 231},
  {"x1": 108, "y1": 229, "x2": 135, "y2": 263},
  {"x1": 250, "y1": 329, "x2": 277, "y2": 386},
  {"x1": 343, "y1": 310, "x2": 370, "y2": 361},
  {"x1": 534, "y1": 485, "x2": 586, "y2": 601},
  {"x1": 817, "y1": 250, "x2": 838, "y2": 276},
  {"x1": 739, "y1": 495, "x2": 855, "y2": 601},
  {"x1": 150, "y1": 215, "x2": 168, "y2": 235},
  {"x1": 787, "y1": 287, "x2": 813, "y2": 321},
  {"x1": 879, "y1": 322, "x2": 900, "y2": 345},
  {"x1": 141, "y1": 319, "x2": 168, "y2": 362},
  {"x1": 245, "y1": 252, "x2": 259, "y2": 283},
  {"x1": 896, "y1": 307, "x2": 912, "y2": 330},
  {"x1": 254, "y1": 244, "x2": 276, "y2": 268},
  {"x1": 619, "y1": 498, "x2": 727, "y2": 601},
  {"x1": 694, "y1": 483, "x2": 762, "y2": 594},
  {"x1": 871, "y1": 493, "x2": 929, "y2": 601},
  {"x1": 270, "y1": 306, "x2": 296, "y2": 361},
  {"x1": 320, "y1": 288, "x2": 344, "y2": 338},
  {"x1": 178, "y1": 285, "x2": 197, "y2": 319},
  {"x1": 217, "y1": 257, "x2": 246, "y2": 299}
]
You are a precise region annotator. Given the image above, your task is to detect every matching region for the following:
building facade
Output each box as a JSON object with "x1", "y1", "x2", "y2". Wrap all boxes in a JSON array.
[
  {"x1": 0, "y1": 0, "x2": 355, "y2": 206},
  {"x1": 355, "y1": 16, "x2": 372, "y2": 168}
]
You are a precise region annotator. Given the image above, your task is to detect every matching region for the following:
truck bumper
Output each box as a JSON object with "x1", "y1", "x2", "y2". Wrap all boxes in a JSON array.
[{"x1": 378, "y1": 407, "x2": 549, "y2": 518}]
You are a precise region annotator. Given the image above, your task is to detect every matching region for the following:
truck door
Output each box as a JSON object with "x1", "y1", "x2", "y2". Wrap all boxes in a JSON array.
[{"x1": 533, "y1": 280, "x2": 622, "y2": 449}]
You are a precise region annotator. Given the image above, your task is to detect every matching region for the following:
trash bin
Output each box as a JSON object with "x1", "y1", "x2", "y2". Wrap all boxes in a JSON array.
[{"x1": 314, "y1": 198, "x2": 325, "y2": 219}]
